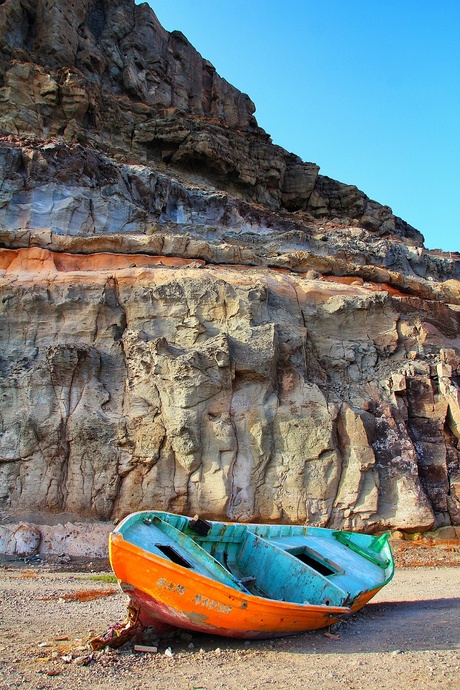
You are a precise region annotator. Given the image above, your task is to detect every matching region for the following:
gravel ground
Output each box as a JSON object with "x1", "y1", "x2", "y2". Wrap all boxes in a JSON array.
[{"x1": 1, "y1": 542, "x2": 459, "y2": 690}]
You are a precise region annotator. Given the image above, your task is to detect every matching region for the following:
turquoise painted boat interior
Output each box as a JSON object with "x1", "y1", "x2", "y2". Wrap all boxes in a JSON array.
[{"x1": 114, "y1": 511, "x2": 394, "y2": 608}]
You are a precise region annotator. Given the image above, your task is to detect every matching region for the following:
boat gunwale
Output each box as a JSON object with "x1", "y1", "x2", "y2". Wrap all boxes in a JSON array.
[{"x1": 112, "y1": 510, "x2": 395, "y2": 591}]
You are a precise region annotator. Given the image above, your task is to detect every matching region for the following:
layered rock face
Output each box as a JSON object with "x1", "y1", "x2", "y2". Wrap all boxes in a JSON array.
[{"x1": 0, "y1": 0, "x2": 459, "y2": 533}]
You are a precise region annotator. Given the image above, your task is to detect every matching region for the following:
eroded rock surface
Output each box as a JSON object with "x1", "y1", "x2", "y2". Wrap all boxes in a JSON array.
[
  {"x1": 1, "y1": 255, "x2": 459, "y2": 530},
  {"x1": 0, "y1": 0, "x2": 459, "y2": 532}
]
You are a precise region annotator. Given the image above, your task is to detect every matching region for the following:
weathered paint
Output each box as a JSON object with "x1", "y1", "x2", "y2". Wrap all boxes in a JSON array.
[
  {"x1": 193, "y1": 593, "x2": 232, "y2": 614},
  {"x1": 156, "y1": 578, "x2": 186, "y2": 595}
]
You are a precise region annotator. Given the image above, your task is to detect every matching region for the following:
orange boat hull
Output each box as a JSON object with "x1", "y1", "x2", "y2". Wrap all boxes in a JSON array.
[{"x1": 110, "y1": 533, "x2": 361, "y2": 639}]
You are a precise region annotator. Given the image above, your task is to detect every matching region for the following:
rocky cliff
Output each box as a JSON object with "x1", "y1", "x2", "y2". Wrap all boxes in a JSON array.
[{"x1": 0, "y1": 0, "x2": 459, "y2": 535}]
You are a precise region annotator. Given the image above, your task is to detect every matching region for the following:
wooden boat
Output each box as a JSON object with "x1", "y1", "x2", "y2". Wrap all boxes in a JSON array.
[{"x1": 109, "y1": 511, "x2": 394, "y2": 639}]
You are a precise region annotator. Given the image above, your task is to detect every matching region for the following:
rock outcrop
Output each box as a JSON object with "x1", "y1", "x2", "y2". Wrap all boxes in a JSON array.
[
  {"x1": 0, "y1": 0, "x2": 422, "y2": 237},
  {"x1": 1, "y1": 248, "x2": 459, "y2": 531},
  {"x1": 0, "y1": 0, "x2": 459, "y2": 534}
]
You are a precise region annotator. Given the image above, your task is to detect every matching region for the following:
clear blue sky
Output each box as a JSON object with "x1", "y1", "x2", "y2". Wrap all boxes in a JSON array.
[{"x1": 142, "y1": 1, "x2": 460, "y2": 252}]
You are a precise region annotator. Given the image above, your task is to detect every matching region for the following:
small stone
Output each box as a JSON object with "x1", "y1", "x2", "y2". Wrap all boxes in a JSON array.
[
  {"x1": 133, "y1": 644, "x2": 158, "y2": 654},
  {"x1": 73, "y1": 654, "x2": 92, "y2": 666},
  {"x1": 13, "y1": 524, "x2": 41, "y2": 558}
]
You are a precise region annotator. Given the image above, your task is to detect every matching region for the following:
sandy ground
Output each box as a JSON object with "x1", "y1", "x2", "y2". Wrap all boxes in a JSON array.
[{"x1": 1, "y1": 544, "x2": 459, "y2": 690}]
